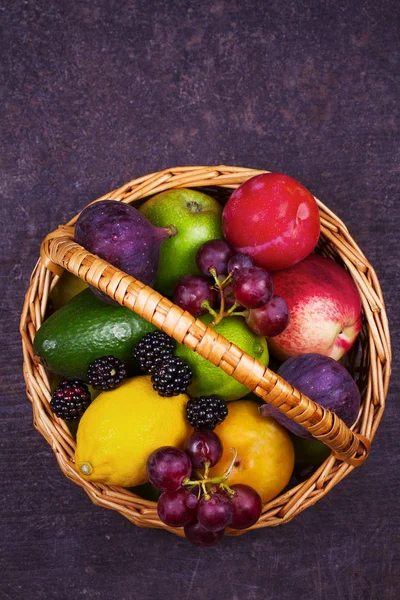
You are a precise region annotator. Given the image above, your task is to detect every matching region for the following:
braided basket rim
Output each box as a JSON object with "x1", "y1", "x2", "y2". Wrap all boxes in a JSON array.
[{"x1": 20, "y1": 165, "x2": 392, "y2": 537}]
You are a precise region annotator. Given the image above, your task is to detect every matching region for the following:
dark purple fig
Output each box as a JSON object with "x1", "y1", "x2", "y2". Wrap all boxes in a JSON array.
[
  {"x1": 74, "y1": 200, "x2": 176, "y2": 303},
  {"x1": 259, "y1": 353, "x2": 361, "y2": 438}
]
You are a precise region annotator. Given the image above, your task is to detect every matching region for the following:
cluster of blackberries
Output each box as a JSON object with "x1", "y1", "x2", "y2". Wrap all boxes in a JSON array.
[
  {"x1": 51, "y1": 332, "x2": 228, "y2": 431},
  {"x1": 51, "y1": 355, "x2": 127, "y2": 421},
  {"x1": 134, "y1": 332, "x2": 228, "y2": 428},
  {"x1": 133, "y1": 331, "x2": 192, "y2": 397}
]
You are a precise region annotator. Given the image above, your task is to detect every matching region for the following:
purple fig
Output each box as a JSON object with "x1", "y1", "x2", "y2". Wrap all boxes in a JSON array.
[
  {"x1": 74, "y1": 200, "x2": 176, "y2": 303},
  {"x1": 260, "y1": 353, "x2": 361, "y2": 438}
]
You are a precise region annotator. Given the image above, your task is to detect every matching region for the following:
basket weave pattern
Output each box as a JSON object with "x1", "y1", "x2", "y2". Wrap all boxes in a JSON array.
[{"x1": 20, "y1": 166, "x2": 391, "y2": 536}]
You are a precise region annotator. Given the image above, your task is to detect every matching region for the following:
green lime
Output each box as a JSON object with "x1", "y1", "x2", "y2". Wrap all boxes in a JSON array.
[
  {"x1": 130, "y1": 483, "x2": 161, "y2": 502},
  {"x1": 176, "y1": 314, "x2": 269, "y2": 401},
  {"x1": 292, "y1": 435, "x2": 331, "y2": 469}
]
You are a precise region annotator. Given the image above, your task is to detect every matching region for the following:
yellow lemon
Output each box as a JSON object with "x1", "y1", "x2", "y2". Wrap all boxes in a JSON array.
[
  {"x1": 75, "y1": 375, "x2": 192, "y2": 487},
  {"x1": 50, "y1": 270, "x2": 88, "y2": 310},
  {"x1": 209, "y1": 400, "x2": 294, "y2": 503}
]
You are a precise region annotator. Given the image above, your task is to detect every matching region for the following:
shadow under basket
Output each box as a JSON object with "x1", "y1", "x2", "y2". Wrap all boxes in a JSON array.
[{"x1": 20, "y1": 166, "x2": 392, "y2": 537}]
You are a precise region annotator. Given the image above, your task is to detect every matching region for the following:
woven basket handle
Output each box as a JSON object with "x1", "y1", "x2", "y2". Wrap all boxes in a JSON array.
[{"x1": 40, "y1": 228, "x2": 370, "y2": 467}]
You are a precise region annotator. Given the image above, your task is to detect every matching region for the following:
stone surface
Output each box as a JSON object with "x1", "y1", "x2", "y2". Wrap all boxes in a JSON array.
[{"x1": 1, "y1": 0, "x2": 399, "y2": 599}]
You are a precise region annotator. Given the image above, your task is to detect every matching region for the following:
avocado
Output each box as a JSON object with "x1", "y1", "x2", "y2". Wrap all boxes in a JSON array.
[{"x1": 34, "y1": 288, "x2": 158, "y2": 380}]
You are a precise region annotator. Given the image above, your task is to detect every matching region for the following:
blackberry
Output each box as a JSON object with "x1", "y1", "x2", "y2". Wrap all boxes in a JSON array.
[
  {"x1": 50, "y1": 380, "x2": 91, "y2": 421},
  {"x1": 87, "y1": 356, "x2": 127, "y2": 390},
  {"x1": 133, "y1": 331, "x2": 175, "y2": 374},
  {"x1": 151, "y1": 356, "x2": 193, "y2": 397},
  {"x1": 186, "y1": 396, "x2": 228, "y2": 430}
]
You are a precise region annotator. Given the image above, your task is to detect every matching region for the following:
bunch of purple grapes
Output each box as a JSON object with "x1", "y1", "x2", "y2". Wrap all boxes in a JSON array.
[
  {"x1": 172, "y1": 239, "x2": 290, "y2": 337},
  {"x1": 146, "y1": 430, "x2": 263, "y2": 547}
]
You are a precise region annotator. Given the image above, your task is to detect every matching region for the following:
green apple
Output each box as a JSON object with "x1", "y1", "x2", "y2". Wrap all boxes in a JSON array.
[{"x1": 139, "y1": 188, "x2": 223, "y2": 296}]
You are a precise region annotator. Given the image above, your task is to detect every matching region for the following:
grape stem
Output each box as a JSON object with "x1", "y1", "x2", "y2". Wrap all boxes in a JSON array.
[
  {"x1": 206, "y1": 268, "x2": 237, "y2": 326},
  {"x1": 201, "y1": 269, "x2": 246, "y2": 326},
  {"x1": 182, "y1": 448, "x2": 238, "y2": 496},
  {"x1": 200, "y1": 300, "x2": 217, "y2": 319},
  {"x1": 226, "y1": 303, "x2": 248, "y2": 317}
]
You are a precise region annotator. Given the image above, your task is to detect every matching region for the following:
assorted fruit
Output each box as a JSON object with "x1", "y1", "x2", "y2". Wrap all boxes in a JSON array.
[
  {"x1": 172, "y1": 238, "x2": 289, "y2": 338},
  {"x1": 34, "y1": 172, "x2": 364, "y2": 546},
  {"x1": 175, "y1": 314, "x2": 269, "y2": 400},
  {"x1": 33, "y1": 288, "x2": 157, "y2": 379},
  {"x1": 74, "y1": 375, "x2": 192, "y2": 488},
  {"x1": 147, "y1": 429, "x2": 264, "y2": 546},
  {"x1": 139, "y1": 188, "x2": 223, "y2": 296}
]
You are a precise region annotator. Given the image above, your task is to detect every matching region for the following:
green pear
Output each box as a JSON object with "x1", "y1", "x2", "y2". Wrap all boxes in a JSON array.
[{"x1": 139, "y1": 188, "x2": 223, "y2": 296}]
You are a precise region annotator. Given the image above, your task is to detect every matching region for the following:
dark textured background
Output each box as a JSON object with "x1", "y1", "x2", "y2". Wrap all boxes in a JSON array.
[{"x1": 1, "y1": 1, "x2": 399, "y2": 598}]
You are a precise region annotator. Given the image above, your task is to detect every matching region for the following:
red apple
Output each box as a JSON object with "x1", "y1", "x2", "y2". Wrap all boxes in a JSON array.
[
  {"x1": 222, "y1": 173, "x2": 320, "y2": 271},
  {"x1": 267, "y1": 255, "x2": 362, "y2": 361}
]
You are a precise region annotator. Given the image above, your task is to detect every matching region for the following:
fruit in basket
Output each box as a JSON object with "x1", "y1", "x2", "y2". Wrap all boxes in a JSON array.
[
  {"x1": 292, "y1": 436, "x2": 331, "y2": 469},
  {"x1": 222, "y1": 173, "x2": 320, "y2": 271},
  {"x1": 196, "y1": 239, "x2": 234, "y2": 277},
  {"x1": 157, "y1": 489, "x2": 199, "y2": 527},
  {"x1": 245, "y1": 295, "x2": 290, "y2": 337},
  {"x1": 150, "y1": 356, "x2": 193, "y2": 397},
  {"x1": 197, "y1": 493, "x2": 233, "y2": 531},
  {"x1": 267, "y1": 255, "x2": 362, "y2": 360},
  {"x1": 86, "y1": 356, "x2": 127, "y2": 390},
  {"x1": 33, "y1": 289, "x2": 157, "y2": 380},
  {"x1": 148, "y1": 427, "x2": 263, "y2": 545},
  {"x1": 185, "y1": 396, "x2": 228, "y2": 431},
  {"x1": 184, "y1": 521, "x2": 225, "y2": 547},
  {"x1": 229, "y1": 484, "x2": 263, "y2": 530},
  {"x1": 74, "y1": 200, "x2": 176, "y2": 301},
  {"x1": 259, "y1": 353, "x2": 361, "y2": 438},
  {"x1": 172, "y1": 274, "x2": 217, "y2": 317},
  {"x1": 49, "y1": 270, "x2": 88, "y2": 310},
  {"x1": 184, "y1": 430, "x2": 223, "y2": 468},
  {"x1": 139, "y1": 188, "x2": 223, "y2": 296},
  {"x1": 176, "y1": 314, "x2": 269, "y2": 401},
  {"x1": 50, "y1": 379, "x2": 92, "y2": 421},
  {"x1": 209, "y1": 400, "x2": 294, "y2": 503},
  {"x1": 227, "y1": 253, "x2": 253, "y2": 274},
  {"x1": 133, "y1": 331, "x2": 175, "y2": 374},
  {"x1": 232, "y1": 266, "x2": 274, "y2": 308},
  {"x1": 75, "y1": 375, "x2": 192, "y2": 487},
  {"x1": 147, "y1": 447, "x2": 192, "y2": 492}
]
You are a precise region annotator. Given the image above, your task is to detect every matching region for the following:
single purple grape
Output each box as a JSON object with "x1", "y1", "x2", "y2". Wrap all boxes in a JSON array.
[
  {"x1": 184, "y1": 520, "x2": 225, "y2": 547},
  {"x1": 146, "y1": 446, "x2": 192, "y2": 492},
  {"x1": 227, "y1": 253, "x2": 253, "y2": 274},
  {"x1": 232, "y1": 267, "x2": 274, "y2": 309},
  {"x1": 229, "y1": 484, "x2": 263, "y2": 529},
  {"x1": 173, "y1": 274, "x2": 217, "y2": 316},
  {"x1": 197, "y1": 493, "x2": 233, "y2": 531},
  {"x1": 184, "y1": 430, "x2": 223, "y2": 469},
  {"x1": 246, "y1": 295, "x2": 290, "y2": 336},
  {"x1": 222, "y1": 283, "x2": 236, "y2": 309},
  {"x1": 196, "y1": 240, "x2": 234, "y2": 276},
  {"x1": 157, "y1": 488, "x2": 198, "y2": 527}
]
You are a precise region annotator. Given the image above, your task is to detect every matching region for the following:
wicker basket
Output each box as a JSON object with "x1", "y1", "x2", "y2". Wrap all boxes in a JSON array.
[{"x1": 20, "y1": 165, "x2": 392, "y2": 537}]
